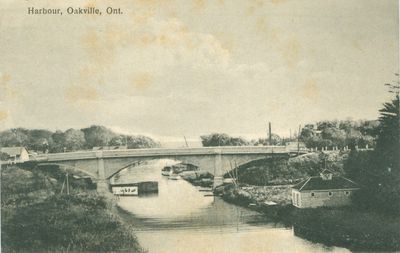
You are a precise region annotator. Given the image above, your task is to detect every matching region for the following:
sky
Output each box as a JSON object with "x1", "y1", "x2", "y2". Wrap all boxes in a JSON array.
[{"x1": 0, "y1": 0, "x2": 398, "y2": 144}]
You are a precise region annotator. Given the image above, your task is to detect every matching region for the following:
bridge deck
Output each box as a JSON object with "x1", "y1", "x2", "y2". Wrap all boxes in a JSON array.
[{"x1": 31, "y1": 146, "x2": 293, "y2": 162}]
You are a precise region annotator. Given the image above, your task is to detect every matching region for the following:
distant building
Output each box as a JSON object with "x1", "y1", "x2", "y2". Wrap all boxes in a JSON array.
[
  {"x1": 291, "y1": 170, "x2": 359, "y2": 208},
  {"x1": 0, "y1": 147, "x2": 30, "y2": 164},
  {"x1": 314, "y1": 130, "x2": 322, "y2": 136}
]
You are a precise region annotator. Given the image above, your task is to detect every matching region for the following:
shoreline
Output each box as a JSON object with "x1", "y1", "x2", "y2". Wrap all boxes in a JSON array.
[{"x1": 215, "y1": 183, "x2": 400, "y2": 252}]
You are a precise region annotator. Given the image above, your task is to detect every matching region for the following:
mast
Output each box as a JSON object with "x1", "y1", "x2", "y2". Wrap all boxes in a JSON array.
[
  {"x1": 183, "y1": 136, "x2": 189, "y2": 147},
  {"x1": 297, "y1": 125, "x2": 301, "y2": 154}
]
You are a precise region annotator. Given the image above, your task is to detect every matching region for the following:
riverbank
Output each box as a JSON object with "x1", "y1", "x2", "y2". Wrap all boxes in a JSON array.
[
  {"x1": 291, "y1": 207, "x2": 400, "y2": 252},
  {"x1": 216, "y1": 183, "x2": 400, "y2": 252},
  {"x1": 233, "y1": 151, "x2": 349, "y2": 186},
  {"x1": 180, "y1": 171, "x2": 214, "y2": 188},
  {"x1": 1, "y1": 165, "x2": 145, "y2": 253}
]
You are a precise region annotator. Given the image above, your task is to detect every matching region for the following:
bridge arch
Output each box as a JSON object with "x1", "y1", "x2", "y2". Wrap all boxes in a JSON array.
[
  {"x1": 221, "y1": 156, "x2": 289, "y2": 178},
  {"x1": 106, "y1": 160, "x2": 147, "y2": 180},
  {"x1": 107, "y1": 158, "x2": 202, "y2": 180},
  {"x1": 36, "y1": 163, "x2": 98, "y2": 179}
]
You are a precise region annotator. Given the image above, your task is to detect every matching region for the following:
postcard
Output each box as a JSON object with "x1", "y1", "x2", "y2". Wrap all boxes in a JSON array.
[{"x1": 0, "y1": 1, "x2": 399, "y2": 252}]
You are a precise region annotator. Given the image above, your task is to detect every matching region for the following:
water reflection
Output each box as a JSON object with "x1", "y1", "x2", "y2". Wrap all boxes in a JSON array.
[{"x1": 113, "y1": 160, "x2": 350, "y2": 253}]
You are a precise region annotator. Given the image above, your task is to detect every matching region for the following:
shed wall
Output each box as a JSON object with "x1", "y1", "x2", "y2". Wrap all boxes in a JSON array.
[{"x1": 292, "y1": 189, "x2": 356, "y2": 208}]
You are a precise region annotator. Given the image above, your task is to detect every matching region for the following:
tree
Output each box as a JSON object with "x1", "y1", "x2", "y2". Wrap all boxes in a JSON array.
[
  {"x1": 27, "y1": 129, "x2": 54, "y2": 152},
  {"x1": 317, "y1": 120, "x2": 338, "y2": 130},
  {"x1": 81, "y1": 125, "x2": 116, "y2": 148},
  {"x1": 346, "y1": 128, "x2": 363, "y2": 149},
  {"x1": 51, "y1": 130, "x2": 66, "y2": 153},
  {"x1": 321, "y1": 127, "x2": 346, "y2": 148},
  {"x1": 299, "y1": 120, "x2": 378, "y2": 149},
  {"x1": 0, "y1": 128, "x2": 29, "y2": 147},
  {"x1": 345, "y1": 81, "x2": 400, "y2": 214},
  {"x1": 0, "y1": 151, "x2": 10, "y2": 161},
  {"x1": 109, "y1": 135, "x2": 125, "y2": 146},
  {"x1": 126, "y1": 135, "x2": 160, "y2": 149},
  {"x1": 369, "y1": 93, "x2": 400, "y2": 214},
  {"x1": 64, "y1": 129, "x2": 85, "y2": 151},
  {"x1": 375, "y1": 94, "x2": 400, "y2": 170},
  {"x1": 253, "y1": 134, "x2": 282, "y2": 146},
  {"x1": 300, "y1": 124, "x2": 315, "y2": 139},
  {"x1": 200, "y1": 133, "x2": 249, "y2": 147},
  {"x1": 357, "y1": 120, "x2": 379, "y2": 137}
]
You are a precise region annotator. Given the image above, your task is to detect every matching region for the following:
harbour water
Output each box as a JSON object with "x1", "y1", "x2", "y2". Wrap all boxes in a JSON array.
[{"x1": 113, "y1": 160, "x2": 350, "y2": 253}]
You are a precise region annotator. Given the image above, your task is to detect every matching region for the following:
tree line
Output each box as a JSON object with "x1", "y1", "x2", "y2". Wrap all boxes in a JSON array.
[
  {"x1": 0, "y1": 125, "x2": 160, "y2": 153},
  {"x1": 299, "y1": 119, "x2": 378, "y2": 149},
  {"x1": 1, "y1": 122, "x2": 380, "y2": 153},
  {"x1": 200, "y1": 119, "x2": 378, "y2": 149}
]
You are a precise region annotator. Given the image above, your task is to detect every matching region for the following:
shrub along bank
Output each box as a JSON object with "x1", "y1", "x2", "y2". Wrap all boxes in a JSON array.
[
  {"x1": 1, "y1": 166, "x2": 145, "y2": 253},
  {"x1": 291, "y1": 207, "x2": 400, "y2": 252}
]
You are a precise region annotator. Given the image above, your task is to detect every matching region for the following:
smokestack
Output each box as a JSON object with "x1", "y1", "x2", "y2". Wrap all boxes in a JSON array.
[{"x1": 269, "y1": 122, "x2": 272, "y2": 145}]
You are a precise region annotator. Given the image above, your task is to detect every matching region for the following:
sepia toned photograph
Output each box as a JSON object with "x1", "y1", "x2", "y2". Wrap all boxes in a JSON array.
[{"x1": 0, "y1": 1, "x2": 399, "y2": 252}]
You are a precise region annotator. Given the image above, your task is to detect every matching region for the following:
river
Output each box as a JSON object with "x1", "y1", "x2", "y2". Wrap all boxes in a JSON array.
[{"x1": 112, "y1": 160, "x2": 350, "y2": 253}]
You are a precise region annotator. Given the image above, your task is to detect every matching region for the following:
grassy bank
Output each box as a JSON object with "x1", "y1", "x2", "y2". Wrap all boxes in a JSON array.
[
  {"x1": 291, "y1": 207, "x2": 400, "y2": 252},
  {"x1": 217, "y1": 183, "x2": 400, "y2": 252},
  {"x1": 233, "y1": 151, "x2": 348, "y2": 186},
  {"x1": 1, "y1": 165, "x2": 145, "y2": 253}
]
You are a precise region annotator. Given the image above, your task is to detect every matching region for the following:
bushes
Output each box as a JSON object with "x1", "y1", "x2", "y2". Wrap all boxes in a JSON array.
[
  {"x1": 3, "y1": 194, "x2": 142, "y2": 252},
  {"x1": 292, "y1": 207, "x2": 400, "y2": 251},
  {"x1": 1, "y1": 167, "x2": 144, "y2": 253},
  {"x1": 234, "y1": 152, "x2": 347, "y2": 186},
  {"x1": 344, "y1": 149, "x2": 400, "y2": 215}
]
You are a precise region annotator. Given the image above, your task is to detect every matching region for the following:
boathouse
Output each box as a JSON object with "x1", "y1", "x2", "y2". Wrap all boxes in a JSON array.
[{"x1": 291, "y1": 170, "x2": 359, "y2": 208}]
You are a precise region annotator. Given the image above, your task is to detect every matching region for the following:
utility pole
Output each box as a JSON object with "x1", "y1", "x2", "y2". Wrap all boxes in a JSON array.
[
  {"x1": 297, "y1": 124, "x2": 301, "y2": 154},
  {"x1": 183, "y1": 136, "x2": 189, "y2": 147},
  {"x1": 60, "y1": 176, "x2": 65, "y2": 194},
  {"x1": 66, "y1": 173, "x2": 70, "y2": 195}
]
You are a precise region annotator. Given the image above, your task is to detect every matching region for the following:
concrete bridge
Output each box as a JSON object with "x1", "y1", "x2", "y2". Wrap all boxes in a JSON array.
[{"x1": 28, "y1": 146, "x2": 303, "y2": 189}]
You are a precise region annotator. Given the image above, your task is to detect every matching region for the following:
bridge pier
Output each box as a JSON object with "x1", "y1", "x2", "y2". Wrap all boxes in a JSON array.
[
  {"x1": 96, "y1": 152, "x2": 110, "y2": 194},
  {"x1": 213, "y1": 149, "x2": 224, "y2": 189}
]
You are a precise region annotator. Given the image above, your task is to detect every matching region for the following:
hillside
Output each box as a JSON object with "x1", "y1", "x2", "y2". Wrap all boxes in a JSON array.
[{"x1": 230, "y1": 151, "x2": 349, "y2": 186}]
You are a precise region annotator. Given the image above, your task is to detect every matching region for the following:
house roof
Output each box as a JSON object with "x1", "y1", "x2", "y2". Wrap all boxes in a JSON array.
[
  {"x1": 293, "y1": 176, "x2": 359, "y2": 191},
  {"x1": 0, "y1": 147, "x2": 27, "y2": 157}
]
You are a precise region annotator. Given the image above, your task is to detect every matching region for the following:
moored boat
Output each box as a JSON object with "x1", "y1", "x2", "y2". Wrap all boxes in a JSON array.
[
  {"x1": 168, "y1": 174, "x2": 181, "y2": 180},
  {"x1": 161, "y1": 166, "x2": 173, "y2": 176}
]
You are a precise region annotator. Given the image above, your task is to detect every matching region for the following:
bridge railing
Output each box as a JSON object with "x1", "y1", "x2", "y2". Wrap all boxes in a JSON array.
[{"x1": 31, "y1": 146, "x2": 290, "y2": 162}]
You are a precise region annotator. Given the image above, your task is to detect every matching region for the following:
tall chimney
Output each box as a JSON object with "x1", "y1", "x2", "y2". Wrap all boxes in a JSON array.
[{"x1": 269, "y1": 122, "x2": 272, "y2": 145}]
